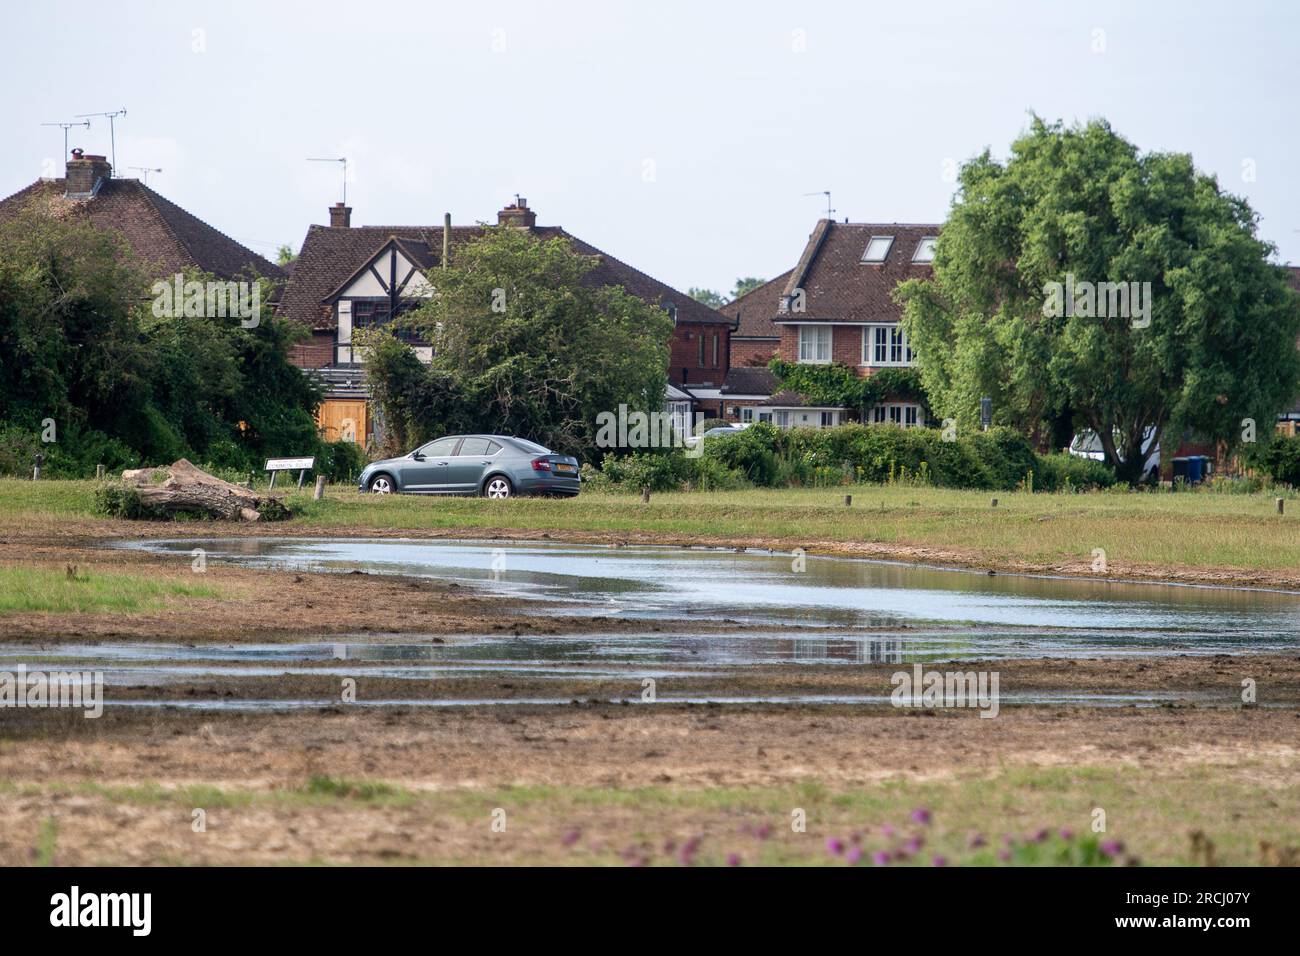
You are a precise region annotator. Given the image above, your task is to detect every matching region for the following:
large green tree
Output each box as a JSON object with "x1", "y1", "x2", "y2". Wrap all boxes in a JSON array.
[
  {"x1": 372, "y1": 226, "x2": 673, "y2": 457},
  {"x1": 896, "y1": 117, "x2": 1300, "y2": 483},
  {"x1": 0, "y1": 212, "x2": 320, "y2": 475}
]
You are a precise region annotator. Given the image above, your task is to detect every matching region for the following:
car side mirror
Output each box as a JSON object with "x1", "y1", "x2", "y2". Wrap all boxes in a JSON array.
[{"x1": 411, "y1": 452, "x2": 426, "y2": 461}]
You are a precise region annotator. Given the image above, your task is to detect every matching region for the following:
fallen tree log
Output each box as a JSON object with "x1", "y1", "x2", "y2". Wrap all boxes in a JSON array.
[{"x1": 101, "y1": 459, "x2": 289, "y2": 521}]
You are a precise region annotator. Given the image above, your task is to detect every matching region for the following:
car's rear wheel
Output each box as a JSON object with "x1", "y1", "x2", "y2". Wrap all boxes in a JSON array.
[
  {"x1": 483, "y1": 475, "x2": 513, "y2": 499},
  {"x1": 369, "y1": 473, "x2": 395, "y2": 494}
]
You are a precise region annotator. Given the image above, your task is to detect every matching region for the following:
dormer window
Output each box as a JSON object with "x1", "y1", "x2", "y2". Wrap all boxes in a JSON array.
[
  {"x1": 861, "y1": 236, "x2": 894, "y2": 263},
  {"x1": 912, "y1": 237, "x2": 938, "y2": 263},
  {"x1": 665, "y1": 302, "x2": 678, "y2": 322}
]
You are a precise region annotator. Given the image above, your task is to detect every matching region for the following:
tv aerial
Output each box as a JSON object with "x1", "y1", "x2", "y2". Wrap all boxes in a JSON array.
[
  {"x1": 74, "y1": 109, "x2": 127, "y2": 173},
  {"x1": 129, "y1": 166, "x2": 162, "y2": 185},
  {"x1": 307, "y1": 156, "x2": 349, "y2": 204},
  {"x1": 41, "y1": 119, "x2": 91, "y2": 163},
  {"x1": 804, "y1": 190, "x2": 835, "y2": 218}
]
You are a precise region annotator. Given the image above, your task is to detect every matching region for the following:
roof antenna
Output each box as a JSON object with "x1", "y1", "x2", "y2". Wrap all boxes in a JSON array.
[
  {"x1": 41, "y1": 120, "x2": 91, "y2": 168},
  {"x1": 74, "y1": 109, "x2": 127, "y2": 174},
  {"x1": 804, "y1": 190, "x2": 835, "y2": 218},
  {"x1": 128, "y1": 166, "x2": 162, "y2": 185},
  {"x1": 307, "y1": 156, "x2": 349, "y2": 204}
]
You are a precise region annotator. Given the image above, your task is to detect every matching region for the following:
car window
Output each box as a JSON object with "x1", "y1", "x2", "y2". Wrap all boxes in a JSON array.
[
  {"x1": 458, "y1": 438, "x2": 496, "y2": 456},
  {"x1": 419, "y1": 437, "x2": 460, "y2": 457},
  {"x1": 509, "y1": 438, "x2": 550, "y2": 455}
]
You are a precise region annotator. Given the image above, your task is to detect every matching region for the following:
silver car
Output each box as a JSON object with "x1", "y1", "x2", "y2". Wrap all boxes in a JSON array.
[{"x1": 357, "y1": 434, "x2": 581, "y2": 499}]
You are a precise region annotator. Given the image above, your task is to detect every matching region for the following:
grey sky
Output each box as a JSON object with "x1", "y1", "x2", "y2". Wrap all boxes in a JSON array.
[{"x1": 4, "y1": 0, "x2": 1297, "y2": 293}]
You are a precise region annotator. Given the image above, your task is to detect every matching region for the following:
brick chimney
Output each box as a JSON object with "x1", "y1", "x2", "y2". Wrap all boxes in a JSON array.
[
  {"x1": 65, "y1": 149, "x2": 112, "y2": 197},
  {"x1": 329, "y1": 202, "x2": 352, "y2": 228},
  {"x1": 497, "y1": 196, "x2": 536, "y2": 228}
]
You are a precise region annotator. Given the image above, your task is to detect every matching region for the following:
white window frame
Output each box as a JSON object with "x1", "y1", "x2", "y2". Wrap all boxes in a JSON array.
[
  {"x1": 861, "y1": 235, "x2": 894, "y2": 264},
  {"x1": 863, "y1": 324, "x2": 914, "y2": 367},
  {"x1": 871, "y1": 403, "x2": 923, "y2": 428},
  {"x1": 798, "y1": 324, "x2": 833, "y2": 364},
  {"x1": 912, "y1": 237, "x2": 938, "y2": 263}
]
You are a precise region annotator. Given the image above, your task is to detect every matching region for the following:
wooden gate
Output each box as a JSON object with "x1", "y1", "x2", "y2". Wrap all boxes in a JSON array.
[{"x1": 318, "y1": 400, "x2": 368, "y2": 445}]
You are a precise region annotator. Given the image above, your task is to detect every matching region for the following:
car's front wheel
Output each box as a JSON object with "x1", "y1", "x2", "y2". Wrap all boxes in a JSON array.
[
  {"x1": 368, "y1": 473, "x2": 395, "y2": 494},
  {"x1": 483, "y1": 475, "x2": 513, "y2": 499}
]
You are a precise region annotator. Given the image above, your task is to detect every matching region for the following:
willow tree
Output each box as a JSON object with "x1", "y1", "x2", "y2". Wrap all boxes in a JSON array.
[{"x1": 896, "y1": 117, "x2": 1300, "y2": 483}]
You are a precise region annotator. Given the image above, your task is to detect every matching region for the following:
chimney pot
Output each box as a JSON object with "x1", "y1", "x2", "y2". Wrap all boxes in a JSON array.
[
  {"x1": 65, "y1": 150, "x2": 112, "y2": 197},
  {"x1": 329, "y1": 202, "x2": 352, "y2": 228},
  {"x1": 497, "y1": 199, "x2": 536, "y2": 228}
]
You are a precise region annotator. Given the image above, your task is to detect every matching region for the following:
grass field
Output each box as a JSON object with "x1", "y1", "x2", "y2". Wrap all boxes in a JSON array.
[
  {"x1": 3, "y1": 761, "x2": 1291, "y2": 866},
  {"x1": 3, "y1": 477, "x2": 1299, "y2": 579},
  {"x1": 0, "y1": 566, "x2": 222, "y2": 613}
]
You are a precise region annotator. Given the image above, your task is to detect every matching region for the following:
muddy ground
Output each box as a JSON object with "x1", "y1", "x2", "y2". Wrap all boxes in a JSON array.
[{"x1": 1, "y1": 530, "x2": 1298, "y2": 865}]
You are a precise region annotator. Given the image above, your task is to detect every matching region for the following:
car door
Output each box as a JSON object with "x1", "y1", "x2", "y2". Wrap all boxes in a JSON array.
[
  {"x1": 404, "y1": 436, "x2": 461, "y2": 491},
  {"x1": 445, "y1": 437, "x2": 501, "y2": 493}
]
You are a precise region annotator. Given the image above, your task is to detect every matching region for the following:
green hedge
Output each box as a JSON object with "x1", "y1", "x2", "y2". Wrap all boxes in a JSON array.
[{"x1": 590, "y1": 422, "x2": 1116, "y2": 492}]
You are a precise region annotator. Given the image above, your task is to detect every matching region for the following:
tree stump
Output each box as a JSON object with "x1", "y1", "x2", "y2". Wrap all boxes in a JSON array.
[{"x1": 116, "y1": 459, "x2": 287, "y2": 521}]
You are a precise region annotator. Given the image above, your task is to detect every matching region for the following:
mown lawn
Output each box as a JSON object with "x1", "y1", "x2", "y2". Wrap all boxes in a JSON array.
[{"x1": 2, "y1": 477, "x2": 1299, "y2": 574}]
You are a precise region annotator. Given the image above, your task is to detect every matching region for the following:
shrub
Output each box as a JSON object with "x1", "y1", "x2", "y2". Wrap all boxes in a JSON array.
[
  {"x1": 1034, "y1": 452, "x2": 1117, "y2": 491},
  {"x1": 1244, "y1": 434, "x2": 1300, "y2": 487},
  {"x1": 318, "y1": 440, "x2": 369, "y2": 483}
]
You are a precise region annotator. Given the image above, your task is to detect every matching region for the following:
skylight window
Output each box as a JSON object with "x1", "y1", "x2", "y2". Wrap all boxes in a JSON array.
[
  {"x1": 912, "y1": 237, "x2": 938, "y2": 263},
  {"x1": 861, "y1": 236, "x2": 894, "y2": 263}
]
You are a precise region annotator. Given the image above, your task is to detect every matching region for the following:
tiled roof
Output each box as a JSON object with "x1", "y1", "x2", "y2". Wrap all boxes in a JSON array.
[
  {"x1": 719, "y1": 270, "x2": 791, "y2": 339},
  {"x1": 0, "y1": 178, "x2": 284, "y2": 281},
  {"x1": 277, "y1": 221, "x2": 732, "y2": 332},
  {"x1": 721, "y1": 366, "x2": 778, "y2": 395},
  {"x1": 776, "y1": 221, "x2": 940, "y2": 324}
]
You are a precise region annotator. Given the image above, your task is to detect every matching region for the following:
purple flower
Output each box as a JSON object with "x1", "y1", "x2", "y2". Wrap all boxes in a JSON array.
[
  {"x1": 726, "y1": 853, "x2": 741, "y2": 867},
  {"x1": 931, "y1": 855, "x2": 948, "y2": 867},
  {"x1": 997, "y1": 849, "x2": 1011, "y2": 862},
  {"x1": 1100, "y1": 840, "x2": 1124, "y2": 858},
  {"x1": 880, "y1": 824, "x2": 895, "y2": 838},
  {"x1": 826, "y1": 837, "x2": 846, "y2": 856},
  {"x1": 904, "y1": 836, "x2": 925, "y2": 855},
  {"x1": 910, "y1": 807, "x2": 932, "y2": 826},
  {"x1": 1030, "y1": 828, "x2": 1049, "y2": 843},
  {"x1": 677, "y1": 836, "x2": 702, "y2": 867},
  {"x1": 968, "y1": 833, "x2": 987, "y2": 848},
  {"x1": 560, "y1": 828, "x2": 581, "y2": 847},
  {"x1": 872, "y1": 850, "x2": 891, "y2": 866},
  {"x1": 846, "y1": 845, "x2": 864, "y2": 865},
  {"x1": 1058, "y1": 828, "x2": 1074, "y2": 841},
  {"x1": 754, "y1": 824, "x2": 773, "y2": 840}
]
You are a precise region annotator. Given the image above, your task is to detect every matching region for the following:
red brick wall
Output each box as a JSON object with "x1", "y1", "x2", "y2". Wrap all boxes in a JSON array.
[
  {"x1": 289, "y1": 331, "x2": 335, "y2": 369},
  {"x1": 669, "y1": 323, "x2": 729, "y2": 387},
  {"x1": 731, "y1": 338, "x2": 778, "y2": 367},
  {"x1": 777, "y1": 325, "x2": 866, "y2": 375}
]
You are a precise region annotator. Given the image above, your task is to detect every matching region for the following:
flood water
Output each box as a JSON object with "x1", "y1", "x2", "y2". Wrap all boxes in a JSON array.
[
  {"x1": 123, "y1": 537, "x2": 1300, "y2": 645},
  {"x1": 8, "y1": 537, "x2": 1293, "y2": 712}
]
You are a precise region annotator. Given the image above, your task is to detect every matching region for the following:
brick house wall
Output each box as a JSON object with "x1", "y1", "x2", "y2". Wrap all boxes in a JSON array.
[
  {"x1": 731, "y1": 338, "x2": 779, "y2": 367},
  {"x1": 669, "y1": 322, "x2": 729, "y2": 388},
  {"x1": 776, "y1": 324, "x2": 868, "y2": 371}
]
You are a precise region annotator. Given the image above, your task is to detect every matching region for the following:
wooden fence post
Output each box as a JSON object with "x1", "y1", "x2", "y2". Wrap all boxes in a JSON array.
[{"x1": 314, "y1": 475, "x2": 326, "y2": 501}]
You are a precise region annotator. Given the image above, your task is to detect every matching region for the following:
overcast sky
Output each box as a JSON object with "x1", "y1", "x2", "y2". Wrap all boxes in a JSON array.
[{"x1": 3, "y1": 0, "x2": 1297, "y2": 293}]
